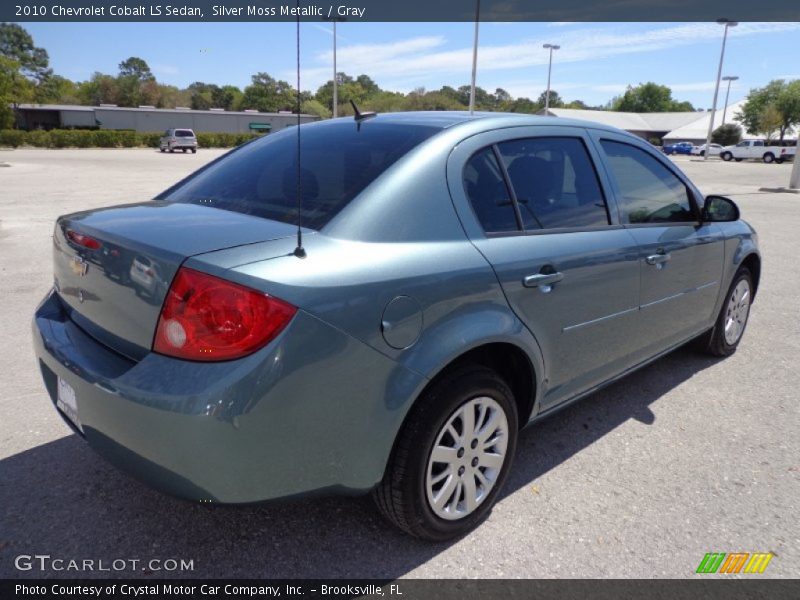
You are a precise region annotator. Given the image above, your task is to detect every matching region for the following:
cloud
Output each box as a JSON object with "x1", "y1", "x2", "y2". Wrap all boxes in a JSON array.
[{"x1": 293, "y1": 22, "x2": 800, "y2": 93}]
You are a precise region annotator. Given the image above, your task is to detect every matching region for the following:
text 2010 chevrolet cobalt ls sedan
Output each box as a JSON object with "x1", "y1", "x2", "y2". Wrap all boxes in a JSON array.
[{"x1": 33, "y1": 112, "x2": 760, "y2": 540}]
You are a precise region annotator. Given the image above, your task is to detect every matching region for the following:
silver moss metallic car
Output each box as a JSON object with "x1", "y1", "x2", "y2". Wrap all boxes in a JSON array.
[{"x1": 33, "y1": 112, "x2": 760, "y2": 540}]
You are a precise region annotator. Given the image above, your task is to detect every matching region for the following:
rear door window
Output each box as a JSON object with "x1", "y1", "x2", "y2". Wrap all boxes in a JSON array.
[
  {"x1": 175, "y1": 130, "x2": 194, "y2": 137},
  {"x1": 497, "y1": 137, "x2": 610, "y2": 229}
]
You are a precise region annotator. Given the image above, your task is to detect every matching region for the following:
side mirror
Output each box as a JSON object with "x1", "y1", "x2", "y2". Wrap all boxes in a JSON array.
[{"x1": 701, "y1": 195, "x2": 740, "y2": 222}]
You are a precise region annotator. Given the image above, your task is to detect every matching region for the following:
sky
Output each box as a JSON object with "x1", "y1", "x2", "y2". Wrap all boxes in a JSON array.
[{"x1": 22, "y1": 21, "x2": 800, "y2": 108}]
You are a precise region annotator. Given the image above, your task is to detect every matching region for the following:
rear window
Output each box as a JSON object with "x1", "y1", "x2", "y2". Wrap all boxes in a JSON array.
[
  {"x1": 164, "y1": 121, "x2": 441, "y2": 230},
  {"x1": 175, "y1": 129, "x2": 194, "y2": 137}
]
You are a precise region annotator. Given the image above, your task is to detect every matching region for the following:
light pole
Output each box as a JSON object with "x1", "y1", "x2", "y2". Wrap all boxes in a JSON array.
[
  {"x1": 721, "y1": 75, "x2": 739, "y2": 124},
  {"x1": 703, "y1": 19, "x2": 737, "y2": 160},
  {"x1": 468, "y1": 0, "x2": 481, "y2": 114},
  {"x1": 324, "y1": 16, "x2": 346, "y2": 118},
  {"x1": 543, "y1": 43, "x2": 560, "y2": 113}
]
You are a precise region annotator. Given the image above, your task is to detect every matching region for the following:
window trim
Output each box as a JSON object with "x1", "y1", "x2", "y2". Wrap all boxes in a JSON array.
[
  {"x1": 596, "y1": 137, "x2": 702, "y2": 225},
  {"x1": 461, "y1": 145, "x2": 523, "y2": 235}
]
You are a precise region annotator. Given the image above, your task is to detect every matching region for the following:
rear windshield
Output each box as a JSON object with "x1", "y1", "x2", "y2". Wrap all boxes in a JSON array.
[
  {"x1": 175, "y1": 129, "x2": 194, "y2": 137},
  {"x1": 164, "y1": 120, "x2": 441, "y2": 230}
]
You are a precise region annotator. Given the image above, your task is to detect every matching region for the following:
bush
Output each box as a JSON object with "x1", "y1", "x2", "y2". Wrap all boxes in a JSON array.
[
  {"x1": 0, "y1": 129, "x2": 26, "y2": 147},
  {"x1": 0, "y1": 128, "x2": 260, "y2": 149}
]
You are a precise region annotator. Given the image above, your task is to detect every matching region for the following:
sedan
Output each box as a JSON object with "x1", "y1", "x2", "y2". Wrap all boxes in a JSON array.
[
  {"x1": 33, "y1": 112, "x2": 760, "y2": 541},
  {"x1": 662, "y1": 141, "x2": 695, "y2": 155},
  {"x1": 691, "y1": 143, "x2": 724, "y2": 157}
]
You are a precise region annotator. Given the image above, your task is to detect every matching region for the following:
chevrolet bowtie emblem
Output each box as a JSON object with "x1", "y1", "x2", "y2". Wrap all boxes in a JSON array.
[{"x1": 70, "y1": 255, "x2": 89, "y2": 277}]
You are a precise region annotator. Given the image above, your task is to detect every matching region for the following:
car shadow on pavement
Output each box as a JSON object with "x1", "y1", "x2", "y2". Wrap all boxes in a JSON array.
[{"x1": 0, "y1": 346, "x2": 718, "y2": 580}]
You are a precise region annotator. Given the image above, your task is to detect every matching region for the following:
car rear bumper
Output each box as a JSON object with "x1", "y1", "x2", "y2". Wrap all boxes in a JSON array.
[{"x1": 33, "y1": 289, "x2": 425, "y2": 504}]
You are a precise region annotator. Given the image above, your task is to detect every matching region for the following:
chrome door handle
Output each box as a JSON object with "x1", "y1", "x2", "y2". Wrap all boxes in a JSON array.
[
  {"x1": 645, "y1": 253, "x2": 671, "y2": 266},
  {"x1": 523, "y1": 272, "x2": 564, "y2": 290}
]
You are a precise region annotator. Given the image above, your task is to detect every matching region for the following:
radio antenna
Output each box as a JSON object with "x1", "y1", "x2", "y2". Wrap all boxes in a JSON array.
[{"x1": 293, "y1": 4, "x2": 306, "y2": 259}]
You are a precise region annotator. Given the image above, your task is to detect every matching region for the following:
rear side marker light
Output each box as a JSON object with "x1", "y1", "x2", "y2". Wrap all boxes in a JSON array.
[{"x1": 154, "y1": 267, "x2": 297, "y2": 362}]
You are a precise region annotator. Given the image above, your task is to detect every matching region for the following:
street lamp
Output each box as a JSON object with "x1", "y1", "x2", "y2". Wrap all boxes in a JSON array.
[
  {"x1": 324, "y1": 16, "x2": 346, "y2": 118},
  {"x1": 469, "y1": 0, "x2": 481, "y2": 114},
  {"x1": 703, "y1": 19, "x2": 738, "y2": 160},
  {"x1": 543, "y1": 43, "x2": 560, "y2": 113},
  {"x1": 721, "y1": 75, "x2": 739, "y2": 124}
]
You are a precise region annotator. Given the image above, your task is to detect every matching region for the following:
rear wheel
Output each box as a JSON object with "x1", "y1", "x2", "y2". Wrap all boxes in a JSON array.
[
  {"x1": 734, "y1": 158, "x2": 743, "y2": 162},
  {"x1": 698, "y1": 267, "x2": 753, "y2": 357},
  {"x1": 763, "y1": 152, "x2": 775, "y2": 164},
  {"x1": 191, "y1": 148, "x2": 197, "y2": 154},
  {"x1": 159, "y1": 147, "x2": 165, "y2": 153},
  {"x1": 373, "y1": 366, "x2": 518, "y2": 541},
  {"x1": 182, "y1": 148, "x2": 187, "y2": 153},
  {"x1": 169, "y1": 147, "x2": 174, "y2": 153}
]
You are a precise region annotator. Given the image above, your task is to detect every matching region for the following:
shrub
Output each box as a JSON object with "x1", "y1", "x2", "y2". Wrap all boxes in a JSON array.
[
  {"x1": 27, "y1": 130, "x2": 51, "y2": 147},
  {"x1": 0, "y1": 129, "x2": 259, "y2": 148},
  {"x1": 712, "y1": 123, "x2": 742, "y2": 146},
  {"x1": 0, "y1": 129, "x2": 26, "y2": 147}
]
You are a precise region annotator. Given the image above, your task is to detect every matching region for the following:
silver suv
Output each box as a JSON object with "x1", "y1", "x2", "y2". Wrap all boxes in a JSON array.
[{"x1": 159, "y1": 128, "x2": 197, "y2": 153}]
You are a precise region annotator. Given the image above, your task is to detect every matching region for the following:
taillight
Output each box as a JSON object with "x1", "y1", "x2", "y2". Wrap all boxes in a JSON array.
[
  {"x1": 153, "y1": 267, "x2": 296, "y2": 361},
  {"x1": 66, "y1": 229, "x2": 102, "y2": 250}
]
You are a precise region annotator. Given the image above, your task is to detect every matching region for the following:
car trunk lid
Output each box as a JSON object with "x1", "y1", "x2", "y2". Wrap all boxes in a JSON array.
[{"x1": 53, "y1": 201, "x2": 298, "y2": 359}]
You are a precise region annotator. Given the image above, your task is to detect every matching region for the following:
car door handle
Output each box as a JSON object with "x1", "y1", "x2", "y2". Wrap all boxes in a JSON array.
[
  {"x1": 645, "y1": 253, "x2": 671, "y2": 266},
  {"x1": 523, "y1": 272, "x2": 564, "y2": 289}
]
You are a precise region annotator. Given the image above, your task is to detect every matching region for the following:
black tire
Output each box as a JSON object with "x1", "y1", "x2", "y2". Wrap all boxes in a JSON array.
[
  {"x1": 191, "y1": 148, "x2": 197, "y2": 154},
  {"x1": 373, "y1": 365, "x2": 519, "y2": 541},
  {"x1": 169, "y1": 148, "x2": 174, "y2": 153},
  {"x1": 721, "y1": 152, "x2": 732, "y2": 161},
  {"x1": 700, "y1": 150, "x2": 705, "y2": 157},
  {"x1": 159, "y1": 147, "x2": 165, "y2": 153},
  {"x1": 734, "y1": 158, "x2": 743, "y2": 162},
  {"x1": 776, "y1": 158, "x2": 784, "y2": 164},
  {"x1": 697, "y1": 267, "x2": 753, "y2": 357},
  {"x1": 763, "y1": 153, "x2": 775, "y2": 164},
  {"x1": 182, "y1": 148, "x2": 187, "y2": 153}
]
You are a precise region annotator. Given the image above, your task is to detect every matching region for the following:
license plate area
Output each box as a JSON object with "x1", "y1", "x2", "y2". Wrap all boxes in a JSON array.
[{"x1": 56, "y1": 376, "x2": 84, "y2": 433}]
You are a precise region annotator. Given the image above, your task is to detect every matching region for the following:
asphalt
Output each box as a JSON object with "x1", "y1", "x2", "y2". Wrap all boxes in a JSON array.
[{"x1": 0, "y1": 148, "x2": 797, "y2": 579}]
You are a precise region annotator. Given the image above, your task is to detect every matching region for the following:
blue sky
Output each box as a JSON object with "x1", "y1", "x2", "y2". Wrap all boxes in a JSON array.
[{"x1": 22, "y1": 21, "x2": 800, "y2": 107}]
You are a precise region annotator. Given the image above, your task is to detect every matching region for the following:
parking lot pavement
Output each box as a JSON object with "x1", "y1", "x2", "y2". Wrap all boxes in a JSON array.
[{"x1": 1, "y1": 149, "x2": 798, "y2": 579}]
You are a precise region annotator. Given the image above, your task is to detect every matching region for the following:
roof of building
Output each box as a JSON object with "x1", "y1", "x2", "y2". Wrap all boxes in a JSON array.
[
  {"x1": 661, "y1": 100, "x2": 747, "y2": 140},
  {"x1": 14, "y1": 103, "x2": 315, "y2": 118},
  {"x1": 540, "y1": 107, "x2": 701, "y2": 132}
]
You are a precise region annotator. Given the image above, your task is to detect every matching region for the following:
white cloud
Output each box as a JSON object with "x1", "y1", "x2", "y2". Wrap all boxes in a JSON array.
[{"x1": 293, "y1": 22, "x2": 800, "y2": 94}]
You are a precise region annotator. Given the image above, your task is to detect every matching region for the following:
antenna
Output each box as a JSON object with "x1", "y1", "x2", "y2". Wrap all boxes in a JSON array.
[
  {"x1": 350, "y1": 100, "x2": 377, "y2": 122},
  {"x1": 293, "y1": 3, "x2": 306, "y2": 258}
]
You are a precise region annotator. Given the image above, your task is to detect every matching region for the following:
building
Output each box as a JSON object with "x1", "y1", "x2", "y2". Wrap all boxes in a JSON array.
[
  {"x1": 539, "y1": 107, "x2": 703, "y2": 142},
  {"x1": 13, "y1": 103, "x2": 318, "y2": 134}
]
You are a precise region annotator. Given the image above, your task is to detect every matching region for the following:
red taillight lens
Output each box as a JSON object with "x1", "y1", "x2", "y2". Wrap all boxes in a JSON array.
[
  {"x1": 66, "y1": 229, "x2": 102, "y2": 250},
  {"x1": 153, "y1": 267, "x2": 296, "y2": 362}
]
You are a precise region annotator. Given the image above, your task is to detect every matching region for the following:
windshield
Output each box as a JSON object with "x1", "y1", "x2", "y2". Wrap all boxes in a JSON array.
[{"x1": 163, "y1": 120, "x2": 441, "y2": 230}]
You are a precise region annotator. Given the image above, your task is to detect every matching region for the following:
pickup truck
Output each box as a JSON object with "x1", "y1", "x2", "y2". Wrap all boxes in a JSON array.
[{"x1": 720, "y1": 139, "x2": 793, "y2": 164}]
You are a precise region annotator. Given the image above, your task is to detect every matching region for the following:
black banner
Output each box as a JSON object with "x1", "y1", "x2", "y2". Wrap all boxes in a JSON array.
[
  {"x1": 3, "y1": 0, "x2": 800, "y2": 22},
  {"x1": 3, "y1": 579, "x2": 800, "y2": 600}
]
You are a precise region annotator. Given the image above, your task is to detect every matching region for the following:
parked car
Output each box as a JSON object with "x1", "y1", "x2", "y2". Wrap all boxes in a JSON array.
[
  {"x1": 33, "y1": 113, "x2": 760, "y2": 541},
  {"x1": 691, "y1": 143, "x2": 723, "y2": 157},
  {"x1": 720, "y1": 139, "x2": 788, "y2": 163},
  {"x1": 159, "y1": 128, "x2": 197, "y2": 153},
  {"x1": 662, "y1": 141, "x2": 694, "y2": 155}
]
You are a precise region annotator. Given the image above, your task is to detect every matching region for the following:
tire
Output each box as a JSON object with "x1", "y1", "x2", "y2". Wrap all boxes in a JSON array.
[
  {"x1": 698, "y1": 267, "x2": 753, "y2": 357},
  {"x1": 700, "y1": 150, "x2": 705, "y2": 157},
  {"x1": 191, "y1": 148, "x2": 197, "y2": 154},
  {"x1": 721, "y1": 152, "x2": 732, "y2": 161},
  {"x1": 776, "y1": 158, "x2": 784, "y2": 164},
  {"x1": 182, "y1": 148, "x2": 187, "y2": 153},
  {"x1": 160, "y1": 147, "x2": 165, "y2": 153},
  {"x1": 763, "y1": 153, "x2": 775, "y2": 164},
  {"x1": 169, "y1": 148, "x2": 174, "y2": 153},
  {"x1": 373, "y1": 365, "x2": 519, "y2": 541},
  {"x1": 734, "y1": 158, "x2": 743, "y2": 162}
]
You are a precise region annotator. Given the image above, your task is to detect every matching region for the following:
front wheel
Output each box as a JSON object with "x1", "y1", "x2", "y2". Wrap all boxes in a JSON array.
[
  {"x1": 373, "y1": 366, "x2": 518, "y2": 541},
  {"x1": 191, "y1": 148, "x2": 197, "y2": 154},
  {"x1": 721, "y1": 152, "x2": 732, "y2": 161},
  {"x1": 763, "y1": 153, "x2": 775, "y2": 164},
  {"x1": 699, "y1": 268, "x2": 753, "y2": 357}
]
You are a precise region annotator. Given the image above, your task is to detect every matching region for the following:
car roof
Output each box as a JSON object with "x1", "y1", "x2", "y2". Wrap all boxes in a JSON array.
[{"x1": 317, "y1": 111, "x2": 633, "y2": 137}]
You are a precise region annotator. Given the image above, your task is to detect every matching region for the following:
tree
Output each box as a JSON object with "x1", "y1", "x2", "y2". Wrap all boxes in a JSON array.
[
  {"x1": 538, "y1": 90, "x2": 563, "y2": 108},
  {"x1": 612, "y1": 82, "x2": 694, "y2": 112},
  {"x1": 300, "y1": 99, "x2": 331, "y2": 119},
  {"x1": 711, "y1": 123, "x2": 742, "y2": 146},
  {"x1": 735, "y1": 79, "x2": 800, "y2": 142},
  {"x1": 34, "y1": 74, "x2": 78, "y2": 104},
  {"x1": 241, "y1": 72, "x2": 296, "y2": 112},
  {"x1": 0, "y1": 23, "x2": 50, "y2": 82},
  {"x1": 1, "y1": 56, "x2": 35, "y2": 127},
  {"x1": 118, "y1": 57, "x2": 154, "y2": 82},
  {"x1": 77, "y1": 72, "x2": 120, "y2": 106}
]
